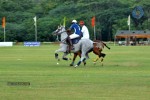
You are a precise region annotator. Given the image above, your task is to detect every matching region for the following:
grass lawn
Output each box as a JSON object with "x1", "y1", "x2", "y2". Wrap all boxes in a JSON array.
[{"x1": 0, "y1": 44, "x2": 150, "y2": 100}]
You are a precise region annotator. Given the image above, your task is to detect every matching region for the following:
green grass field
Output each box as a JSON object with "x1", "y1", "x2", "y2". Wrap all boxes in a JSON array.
[{"x1": 0, "y1": 44, "x2": 150, "y2": 100}]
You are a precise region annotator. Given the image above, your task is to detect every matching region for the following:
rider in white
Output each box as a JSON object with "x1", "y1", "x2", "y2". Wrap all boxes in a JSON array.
[
  {"x1": 79, "y1": 20, "x2": 90, "y2": 59},
  {"x1": 79, "y1": 20, "x2": 90, "y2": 39}
]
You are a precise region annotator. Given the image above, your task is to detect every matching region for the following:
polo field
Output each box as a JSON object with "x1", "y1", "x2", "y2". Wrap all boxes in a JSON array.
[{"x1": 0, "y1": 44, "x2": 150, "y2": 100}]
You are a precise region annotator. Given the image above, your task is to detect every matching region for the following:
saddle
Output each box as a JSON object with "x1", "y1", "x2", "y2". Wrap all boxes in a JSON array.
[
  {"x1": 66, "y1": 37, "x2": 81, "y2": 53},
  {"x1": 66, "y1": 29, "x2": 82, "y2": 53},
  {"x1": 71, "y1": 37, "x2": 81, "y2": 44}
]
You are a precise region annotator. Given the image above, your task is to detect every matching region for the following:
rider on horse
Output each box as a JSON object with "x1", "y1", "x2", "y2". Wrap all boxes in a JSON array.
[
  {"x1": 79, "y1": 20, "x2": 90, "y2": 40},
  {"x1": 67, "y1": 19, "x2": 81, "y2": 52}
]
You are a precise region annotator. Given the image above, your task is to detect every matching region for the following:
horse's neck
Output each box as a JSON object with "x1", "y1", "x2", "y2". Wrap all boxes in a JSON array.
[{"x1": 60, "y1": 31, "x2": 68, "y2": 41}]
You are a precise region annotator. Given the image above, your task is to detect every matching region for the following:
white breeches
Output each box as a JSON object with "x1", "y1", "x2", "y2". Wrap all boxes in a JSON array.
[{"x1": 69, "y1": 34, "x2": 80, "y2": 39}]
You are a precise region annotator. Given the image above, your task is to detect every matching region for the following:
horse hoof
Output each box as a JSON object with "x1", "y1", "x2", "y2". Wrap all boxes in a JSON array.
[
  {"x1": 74, "y1": 65, "x2": 78, "y2": 68},
  {"x1": 93, "y1": 62, "x2": 96, "y2": 65},
  {"x1": 70, "y1": 64, "x2": 73, "y2": 66}
]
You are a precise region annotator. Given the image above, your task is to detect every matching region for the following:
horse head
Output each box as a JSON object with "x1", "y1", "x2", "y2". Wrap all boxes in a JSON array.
[
  {"x1": 53, "y1": 25, "x2": 68, "y2": 42},
  {"x1": 53, "y1": 25, "x2": 66, "y2": 36}
]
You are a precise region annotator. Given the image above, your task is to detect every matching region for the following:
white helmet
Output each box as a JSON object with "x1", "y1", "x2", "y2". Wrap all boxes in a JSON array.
[{"x1": 72, "y1": 19, "x2": 77, "y2": 23}]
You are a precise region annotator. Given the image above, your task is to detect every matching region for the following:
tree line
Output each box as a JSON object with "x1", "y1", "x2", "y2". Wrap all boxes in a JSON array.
[{"x1": 0, "y1": 0, "x2": 150, "y2": 42}]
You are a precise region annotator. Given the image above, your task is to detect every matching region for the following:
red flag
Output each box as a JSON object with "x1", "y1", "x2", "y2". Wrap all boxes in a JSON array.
[
  {"x1": 91, "y1": 16, "x2": 95, "y2": 27},
  {"x1": 2, "y1": 17, "x2": 6, "y2": 28}
]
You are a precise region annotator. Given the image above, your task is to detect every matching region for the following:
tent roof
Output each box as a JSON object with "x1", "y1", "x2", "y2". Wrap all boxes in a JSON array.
[{"x1": 115, "y1": 30, "x2": 150, "y2": 38}]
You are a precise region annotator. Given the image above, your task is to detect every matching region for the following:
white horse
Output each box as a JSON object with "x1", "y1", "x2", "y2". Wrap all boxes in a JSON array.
[{"x1": 53, "y1": 26, "x2": 93, "y2": 67}]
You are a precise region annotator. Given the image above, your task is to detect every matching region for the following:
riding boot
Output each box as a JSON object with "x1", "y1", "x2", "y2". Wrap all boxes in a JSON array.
[{"x1": 67, "y1": 37, "x2": 74, "y2": 53}]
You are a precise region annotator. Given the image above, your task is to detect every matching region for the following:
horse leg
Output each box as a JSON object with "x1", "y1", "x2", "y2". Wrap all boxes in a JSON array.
[
  {"x1": 55, "y1": 53, "x2": 60, "y2": 61},
  {"x1": 92, "y1": 47, "x2": 101, "y2": 64},
  {"x1": 80, "y1": 52, "x2": 86, "y2": 66},
  {"x1": 71, "y1": 52, "x2": 86, "y2": 66},
  {"x1": 70, "y1": 53, "x2": 78, "y2": 66},
  {"x1": 82, "y1": 58, "x2": 86, "y2": 66},
  {"x1": 62, "y1": 52, "x2": 69, "y2": 60},
  {"x1": 92, "y1": 47, "x2": 106, "y2": 66},
  {"x1": 98, "y1": 53, "x2": 106, "y2": 66},
  {"x1": 75, "y1": 57, "x2": 86, "y2": 67},
  {"x1": 93, "y1": 56, "x2": 99, "y2": 64},
  {"x1": 54, "y1": 44, "x2": 68, "y2": 64},
  {"x1": 99, "y1": 53, "x2": 106, "y2": 62},
  {"x1": 75, "y1": 52, "x2": 87, "y2": 67},
  {"x1": 54, "y1": 53, "x2": 60, "y2": 65}
]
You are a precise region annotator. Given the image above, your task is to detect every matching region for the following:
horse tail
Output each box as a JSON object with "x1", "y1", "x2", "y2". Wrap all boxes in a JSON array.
[{"x1": 102, "y1": 41, "x2": 110, "y2": 50}]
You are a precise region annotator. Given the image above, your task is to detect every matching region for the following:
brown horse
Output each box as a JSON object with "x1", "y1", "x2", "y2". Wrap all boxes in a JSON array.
[{"x1": 69, "y1": 40, "x2": 110, "y2": 66}]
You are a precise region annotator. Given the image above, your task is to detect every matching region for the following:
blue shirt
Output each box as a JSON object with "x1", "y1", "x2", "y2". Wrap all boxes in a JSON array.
[{"x1": 70, "y1": 23, "x2": 81, "y2": 35}]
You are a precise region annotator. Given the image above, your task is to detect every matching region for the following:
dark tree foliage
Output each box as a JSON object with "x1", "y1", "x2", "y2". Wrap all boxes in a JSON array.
[{"x1": 0, "y1": 0, "x2": 149, "y2": 42}]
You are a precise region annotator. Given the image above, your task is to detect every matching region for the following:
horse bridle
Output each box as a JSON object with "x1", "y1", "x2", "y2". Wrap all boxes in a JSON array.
[{"x1": 54, "y1": 26, "x2": 68, "y2": 44}]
